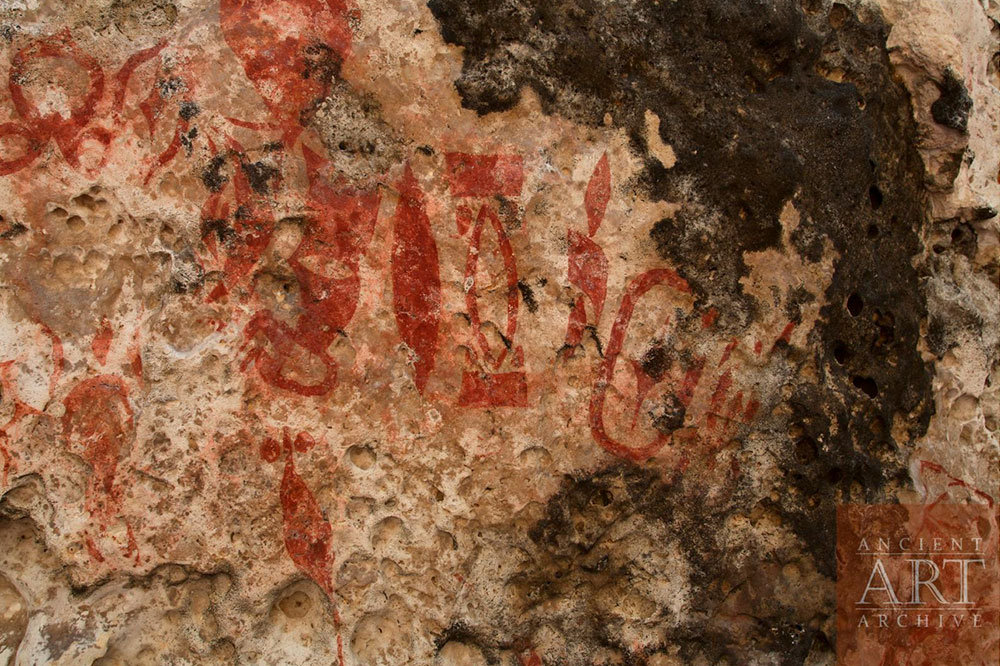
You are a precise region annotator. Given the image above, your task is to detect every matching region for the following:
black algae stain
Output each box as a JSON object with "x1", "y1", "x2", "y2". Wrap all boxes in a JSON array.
[
  {"x1": 429, "y1": 0, "x2": 934, "y2": 661},
  {"x1": 931, "y1": 67, "x2": 973, "y2": 133},
  {"x1": 445, "y1": 467, "x2": 830, "y2": 665},
  {"x1": 241, "y1": 160, "x2": 280, "y2": 195},
  {"x1": 201, "y1": 155, "x2": 228, "y2": 192},
  {"x1": 179, "y1": 100, "x2": 200, "y2": 121},
  {"x1": 517, "y1": 279, "x2": 538, "y2": 313}
]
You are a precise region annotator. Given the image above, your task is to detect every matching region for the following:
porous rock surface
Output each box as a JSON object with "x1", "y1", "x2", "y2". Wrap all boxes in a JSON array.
[{"x1": 0, "y1": 0, "x2": 996, "y2": 664}]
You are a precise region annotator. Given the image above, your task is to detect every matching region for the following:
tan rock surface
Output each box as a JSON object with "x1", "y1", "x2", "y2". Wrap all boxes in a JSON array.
[{"x1": 0, "y1": 0, "x2": 996, "y2": 663}]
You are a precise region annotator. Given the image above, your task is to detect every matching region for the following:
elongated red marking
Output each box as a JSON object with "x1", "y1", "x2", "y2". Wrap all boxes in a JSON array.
[
  {"x1": 278, "y1": 433, "x2": 334, "y2": 595},
  {"x1": 567, "y1": 229, "x2": 608, "y2": 324},
  {"x1": 62, "y1": 376, "x2": 134, "y2": 524},
  {"x1": 92, "y1": 317, "x2": 113, "y2": 365},
  {"x1": 584, "y1": 152, "x2": 610, "y2": 236},
  {"x1": 445, "y1": 153, "x2": 523, "y2": 197},
  {"x1": 391, "y1": 166, "x2": 441, "y2": 394},
  {"x1": 464, "y1": 205, "x2": 520, "y2": 371},
  {"x1": 561, "y1": 295, "x2": 588, "y2": 357}
]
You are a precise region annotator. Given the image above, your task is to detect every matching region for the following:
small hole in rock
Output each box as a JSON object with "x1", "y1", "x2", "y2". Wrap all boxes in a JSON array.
[
  {"x1": 829, "y1": 3, "x2": 850, "y2": 29},
  {"x1": 868, "y1": 185, "x2": 883, "y2": 209},
  {"x1": 347, "y1": 445, "x2": 375, "y2": 470},
  {"x1": 951, "y1": 226, "x2": 964, "y2": 243},
  {"x1": 833, "y1": 342, "x2": 850, "y2": 365},
  {"x1": 73, "y1": 193, "x2": 97, "y2": 210},
  {"x1": 828, "y1": 467, "x2": 844, "y2": 484},
  {"x1": 846, "y1": 293, "x2": 863, "y2": 316},
  {"x1": 866, "y1": 224, "x2": 879, "y2": 239},
  {"x1": 794, "y1": 436, "x2": 818, "y2": 464},
  {"x1": 852, "y1": 375, "x2": 879, "y2": 398}
]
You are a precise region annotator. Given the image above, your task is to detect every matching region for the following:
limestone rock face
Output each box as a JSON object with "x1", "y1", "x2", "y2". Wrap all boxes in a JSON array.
[{"x1": 0, "y1": 0, "x2": 996, "y2": 664}]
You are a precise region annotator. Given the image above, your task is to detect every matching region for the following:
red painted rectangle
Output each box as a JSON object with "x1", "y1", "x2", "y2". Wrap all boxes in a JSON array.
[
  {"x1": 445, "y1": 153, "x2": 524, "y2": 197},
  {"x1": 458, "y1": 370, "x2": 528, "y2": 407}
]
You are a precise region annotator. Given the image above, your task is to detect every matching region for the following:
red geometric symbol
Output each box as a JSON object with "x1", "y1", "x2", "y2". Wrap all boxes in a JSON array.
[{"x1": 446, "y1": 153, "x2": 528, "y2": 407}]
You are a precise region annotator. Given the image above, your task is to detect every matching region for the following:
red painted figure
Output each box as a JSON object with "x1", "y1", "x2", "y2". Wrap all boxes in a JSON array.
[
  {"x1": 62, "y1": 376, "x2": 134, "y2": 525},
  {"x1": 446, "y1": 152, "x2": 528, "y2": 407},
  {"x1": 1, "y1": 30, "x2": 110, "y2": 175},
  {"x1": 242, "y1": 148, "x2": 380, "y2": 396},
  {"x1": 261, "y1": 429, "x2": 345, "y2": 664},
  {"x1": 563, "y1": 153, "x2": 610, "y2": 356},
  {"x1": 391, "y1": 165, "x2": 442, "y2": 394},
  {"x1": 220, "y1": 0, "x2": 354, "y2": 146}
]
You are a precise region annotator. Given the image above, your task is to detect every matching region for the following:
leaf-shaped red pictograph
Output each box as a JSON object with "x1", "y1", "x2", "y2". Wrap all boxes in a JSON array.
[
  {"x1": 391, "y1": 166, "x2": 441, "y2": 394},
  {"x1": 262, "y1": 431, "x2": 344, "y2": 663},
  {"x1": 567, "y1": 229, "x2": 608, "y2": 324},
  {"x1": 584, "y1": 152, "x2": 610, "y2": 237},
  {"x1": 465, "y1": 205, "x2": 520, "y2": 371},
  {"x1": 62, "y1": 376, "x2": 134, "y2": 524},
  {"x1": 277, "y1": 432, "x2": 335, "y2": 595}
]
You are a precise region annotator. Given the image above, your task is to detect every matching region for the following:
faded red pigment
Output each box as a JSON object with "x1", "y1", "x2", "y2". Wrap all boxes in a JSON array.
[
  {"x1": 0, "y1": 4, "x2": 801, "y2": 645},
  {"x1": 392, "y1": 166, "x2": 442, "y2": 394}
]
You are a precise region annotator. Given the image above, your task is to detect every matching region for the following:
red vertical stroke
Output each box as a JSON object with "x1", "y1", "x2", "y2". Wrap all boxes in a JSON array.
[
  {"x1": 584, "y1": 152, "x2": 610, "y2": 236},
  {"x1": 465, "y1": 205, "x2": 520, "y2": 371},
  {"x1": 391, "y1": 166, "x2": 441, "y2": 394},
  {"x1": 92, "y1": 317, "x2": 113, "y2": 365},
  {"x1": 567, "y1": 229, "x2": 608, "y2": 324}
]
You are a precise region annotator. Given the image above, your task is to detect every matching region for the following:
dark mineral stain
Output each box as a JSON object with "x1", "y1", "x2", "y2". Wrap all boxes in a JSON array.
[
  {"x1": 517, "y1": 279, "x2": 538, "y2": 313},
  {"x1": 241, "y1": 160, "x2": 280, "y2": 195},
  {"x1": 179, "y1": 100, "x2": 200, "y2": 121},
  {"x1": 639, "y1": 343, "x2": 670, "y2": 381},
  {"x1": 950, "y1": 221, "x2": 978, "y2": 258},
  {"x1": 200, "y1": 217, "x2": 235, "y2": 246},
  {"x1": 972, "y1": 206, "x2": 997, "y2": 220},
  {"x1": 931, "y1": 67, "x2": 973, "y2": 133},
  {"x1": 179, "y1": 127, "x2": 198, "y2": 155},
  {"x1": 156, "y1": 76, "x2": 184, "y2": 99},
  {"x1": 430, "y1": 0, "x2": 934, "y2": 660},
  {"x1": 0, "y1": 221, "x2": 27, "y2": 240},
  {"x1": 652, "y1": 393, "x2": 686, "y2": 434},
  {"x1": 460, "y1": 466, "x2": 833, "y2": 664},
  {"x1": 201, "y1": 155, "x2": 228, "y2": 192},
  {"x1": 302, "y1": 42, "x2": 343, "y2": 83}
]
